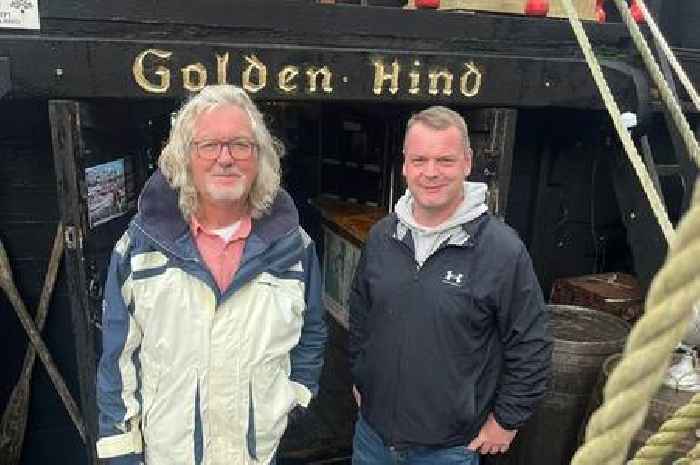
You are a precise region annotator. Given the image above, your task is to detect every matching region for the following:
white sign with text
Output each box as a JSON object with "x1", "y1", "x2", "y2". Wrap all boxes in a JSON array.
[{"x1": 0, "y1": 0, "x2": 39, "y2": 30}]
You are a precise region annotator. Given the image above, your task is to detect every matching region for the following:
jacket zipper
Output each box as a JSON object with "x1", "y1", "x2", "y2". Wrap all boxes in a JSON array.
[{"x1": 386, "y1": 230, "x2": 472, "y2": 446}]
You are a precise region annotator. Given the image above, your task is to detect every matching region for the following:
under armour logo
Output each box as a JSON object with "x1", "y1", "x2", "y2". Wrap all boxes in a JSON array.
[{"x1": 442, "y1": 270, "x2": 464, "y2": 286}]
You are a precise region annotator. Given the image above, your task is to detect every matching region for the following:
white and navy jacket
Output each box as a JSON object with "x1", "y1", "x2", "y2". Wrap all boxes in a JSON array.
[{"x1": 96, "y1": 171, "x2": 327, "y2": 465}]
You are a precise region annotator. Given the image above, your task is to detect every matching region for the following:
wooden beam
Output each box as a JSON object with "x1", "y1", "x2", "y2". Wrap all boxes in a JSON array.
[
  {"x1": 48, "y1": 101, "x2": 99, "y2": 465},
  {"x1": 0, "y1": 37, "x2": 636, "y2": 109},
  {"x1": 37, "y1": 1, "x2": 627, "y2": 45}
]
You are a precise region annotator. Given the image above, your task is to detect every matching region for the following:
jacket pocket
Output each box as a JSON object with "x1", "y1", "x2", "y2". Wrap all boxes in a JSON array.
[
  {"x1": 436, "y1": 289, "x2": 491, "y2": 355},
  {"x1": 253, "y1": 274, "x2": 306, "y2": 351},
  {"x1": 143, "y1": 367, "x2": 197, "y2": 465},
  {"x1": 452, "y1": 366, "x2": 478, "y2": 431},
  {"x1": 140, "y1": 354, "x2": 161, "y2": 435},
  {"x1": 249, "y1": 362, "x2": 298, "y2": 461}
]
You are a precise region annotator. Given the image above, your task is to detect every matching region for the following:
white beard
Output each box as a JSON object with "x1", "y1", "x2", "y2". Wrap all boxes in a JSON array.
[
  {"x1": 204, "y1": 167, "x2": 250, "y2": 203},
  {"x1": 205, "y1": 177, "x2": 248, "y2": 202}
]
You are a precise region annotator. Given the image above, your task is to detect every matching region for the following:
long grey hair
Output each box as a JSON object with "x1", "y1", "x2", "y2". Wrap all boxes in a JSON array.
[{"x1": 159, "y1": 85, "x2": 283, "y2": 219}]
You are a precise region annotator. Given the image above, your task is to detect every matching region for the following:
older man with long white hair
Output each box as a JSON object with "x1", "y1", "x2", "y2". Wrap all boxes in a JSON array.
[{"x1": 96, "y1": 85, "x2": 327, "y2": 465}]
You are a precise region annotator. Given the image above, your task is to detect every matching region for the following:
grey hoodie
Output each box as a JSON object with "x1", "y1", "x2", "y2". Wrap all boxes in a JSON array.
[{"x1": 394, "y1": 181, "x2": 488, "y2": 267}]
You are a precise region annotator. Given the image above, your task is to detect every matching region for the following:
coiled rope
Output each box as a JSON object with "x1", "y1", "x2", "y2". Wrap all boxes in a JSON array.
[{"x1": 629, "y1": 391, "x2": 700, "y2": 465}]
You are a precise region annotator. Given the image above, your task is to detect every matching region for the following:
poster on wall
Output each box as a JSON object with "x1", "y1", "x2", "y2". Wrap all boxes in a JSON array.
[
  {"x1": 322, "y1": 226, "x2": 361, "y2": 329},
  {"x1": 86, "y1": 159, "x2": 128, "y2": 229},
  {"x1": 0, "y1": 0, "x2": 40, "y2": 30}
]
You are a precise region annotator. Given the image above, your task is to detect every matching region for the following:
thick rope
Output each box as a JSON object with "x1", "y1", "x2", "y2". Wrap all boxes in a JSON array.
[
  {"x1": 559, "y1": 0, "x2": 674, "y2": 243},
  {"x1": 635, "y1": 0, "x2": 700, "y2": 112},
  {"x1": 571, "y1": 177, "x2": 700, "y2": 465},
  {"x1": 628, "y1": 392, "x2": 700, "y2": 465},
  {"x1": 560, "y1": 3, "x2": 700, "y2": 464},
  {"x1": 611, "y1": 0, "x2": 700, "y2": 169},
  {"x1": 673, "y1": 440, "x2": 700, "y2": 465}
]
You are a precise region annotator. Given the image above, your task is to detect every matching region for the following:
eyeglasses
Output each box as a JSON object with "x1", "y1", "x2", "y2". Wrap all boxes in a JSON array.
[{"x1": 192, "y1": 138, "x2": 257, "y2": 161}]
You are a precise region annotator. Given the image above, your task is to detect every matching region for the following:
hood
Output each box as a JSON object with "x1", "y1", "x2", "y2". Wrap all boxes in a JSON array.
[
  {"x1": 134, "y1": 170, "x2": 299, "y2": 258},
  {"x1": 395, "y1": 181, "x2": 489, "y2": 234}
]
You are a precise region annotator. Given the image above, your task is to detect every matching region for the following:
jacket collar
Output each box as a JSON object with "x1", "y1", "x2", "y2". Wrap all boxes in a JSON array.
[
  {"x1": 388, "y1": 211, "x2": 489, "y2": 249},
  {"x1": 134, "y1": 170, "x2": 299, "y2": 260}
]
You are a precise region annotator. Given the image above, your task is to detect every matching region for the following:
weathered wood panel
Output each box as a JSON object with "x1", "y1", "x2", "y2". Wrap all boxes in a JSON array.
[{"x1": 0, "y1": 100, "x2": 86, "y2": 465}]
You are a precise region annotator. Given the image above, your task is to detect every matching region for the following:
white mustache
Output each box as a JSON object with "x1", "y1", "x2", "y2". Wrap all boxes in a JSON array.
[{"x1": 211, "y1": 168, "x2": 245, "y2": 177}]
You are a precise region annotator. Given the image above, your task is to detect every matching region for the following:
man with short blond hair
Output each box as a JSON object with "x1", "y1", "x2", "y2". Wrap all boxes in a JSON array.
[
  {"x1": 96, "y1": 85, "x2": 327, "y2": 465},
  {"x1": 349, "y1": 105, "x2": 552, "y2": 465}
]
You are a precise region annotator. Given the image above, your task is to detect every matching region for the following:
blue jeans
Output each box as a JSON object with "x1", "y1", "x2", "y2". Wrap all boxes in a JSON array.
[{"x1": 352, "y1": 416, "x2": 480, "y2": 465}]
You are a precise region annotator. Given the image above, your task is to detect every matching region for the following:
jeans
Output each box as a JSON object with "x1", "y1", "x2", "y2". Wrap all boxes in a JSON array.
[{"x1": 352, "y1": 416, "x2": 480, "y2": 465}]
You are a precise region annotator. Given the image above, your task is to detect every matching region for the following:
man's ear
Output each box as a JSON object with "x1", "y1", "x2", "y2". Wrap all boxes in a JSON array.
[{"x1": 464, "y1": 147, "x2": 473, "y2": 177}]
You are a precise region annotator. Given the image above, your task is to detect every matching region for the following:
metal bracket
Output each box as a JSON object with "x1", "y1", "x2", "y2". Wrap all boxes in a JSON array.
[
  {"x1": 600, "y1": 59, "x2": 652, "y2": 132},
  {"x1": 64, "y1": 225, "x2": 82, "y2": 251}
]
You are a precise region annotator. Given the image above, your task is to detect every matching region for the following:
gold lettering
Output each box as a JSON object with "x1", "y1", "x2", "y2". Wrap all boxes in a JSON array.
[
  {"x1": 460, "y1": 61, "x2": 482, "y2": 97},
  {"x1": 243, "y1": 54, "x2": 267, "y2": 93},
  {"x1": 133, "y1": 48, "x2": 172, "y2": 94},
  {"x1": 428, "y1": 69, "x2": 453, "y2": 96},
  {"x1": 181, "y1": 63, "x2": 207, "y2": 92},
  {"x1": 372, "y1": 59, "x2": 400, "y2": 95},
  {"x1": 278, "y1": 66, "x2": 299, "y2": 93},
  {"x1": 216, "y1": 53, "x2": 229, "y2": 84},
  {"x1": 306, "y1": 66, "x2": 333, "y2": 93},
  {"x1": 409, "y1": 60, "x2": 421, "y2": 95}
]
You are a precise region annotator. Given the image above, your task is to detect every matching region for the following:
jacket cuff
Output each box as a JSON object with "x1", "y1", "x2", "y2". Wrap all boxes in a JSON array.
[
  {"x1": 102, "y1": 453, "x2": 144, "y2": 465},
  {"x1": 96, "y1": 417, "x2": 143, "y2": 458},
  {"x1": 290, "y1": 380, "x2": 313, "y2": 407},
  {"x1": 492, "y1": 411, "x2": 519, "y2": 431}
]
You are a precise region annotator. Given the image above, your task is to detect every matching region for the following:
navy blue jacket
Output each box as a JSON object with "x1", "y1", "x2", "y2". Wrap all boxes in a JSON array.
[{"x1": 349, "y1": 212, "x2": 552, "y2": 448}]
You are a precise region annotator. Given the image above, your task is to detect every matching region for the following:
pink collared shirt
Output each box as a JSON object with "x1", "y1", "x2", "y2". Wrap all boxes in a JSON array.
[{"x1": 191, "y1": 215, "x2": 252, "y2": 292}]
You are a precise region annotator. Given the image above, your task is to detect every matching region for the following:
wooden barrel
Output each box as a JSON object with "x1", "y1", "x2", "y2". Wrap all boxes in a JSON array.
[
  {"x1": 580, "y1": 353, "x2": 696, "y2": 464},
  {"x1": 485, "y1": 304, "x2": 630, "y2": 465}
]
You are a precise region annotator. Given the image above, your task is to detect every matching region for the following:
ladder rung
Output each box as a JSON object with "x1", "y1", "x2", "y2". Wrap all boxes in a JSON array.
[{"x1": 655, "y1": 164, "x2": 681, "y2": 177}]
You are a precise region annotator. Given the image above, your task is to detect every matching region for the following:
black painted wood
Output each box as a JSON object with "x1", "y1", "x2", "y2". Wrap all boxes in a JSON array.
[
  {"x1": 0, "y1": 57, "x2": 9, "y2": 99},
  {"x1": 526, "y1": 110, "x2": 633, "y2": 297},
  {"x1": 48, "y1": 101, "x2": 99, "y2": 465},
  {"x1": 0, "y1": 0, "x2": 656, "y2": 107},
  {"x1": 46, "y1": 99, "x2": 154, "y2": 465},
  {"x1": 37, "y1": 1, "x2": 628, "y2": 45},
  {"x1": 608, "y1": 143, "x2": 667, "y2": 298},
  {"x1": 0, "y1": 37, "x2": 636, "y2": 109},
  {"x1": 0, "y1": 99, "x2": 86, "y2": 465}
]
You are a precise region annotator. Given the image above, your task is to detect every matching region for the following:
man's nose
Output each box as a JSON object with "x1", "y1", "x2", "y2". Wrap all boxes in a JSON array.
[
  {"x1": 216, "y1": 146, "x2": 235, "y2": 165},
  {"x1": 423, "y1": 159, "x2": 439, "y2": 176}
]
